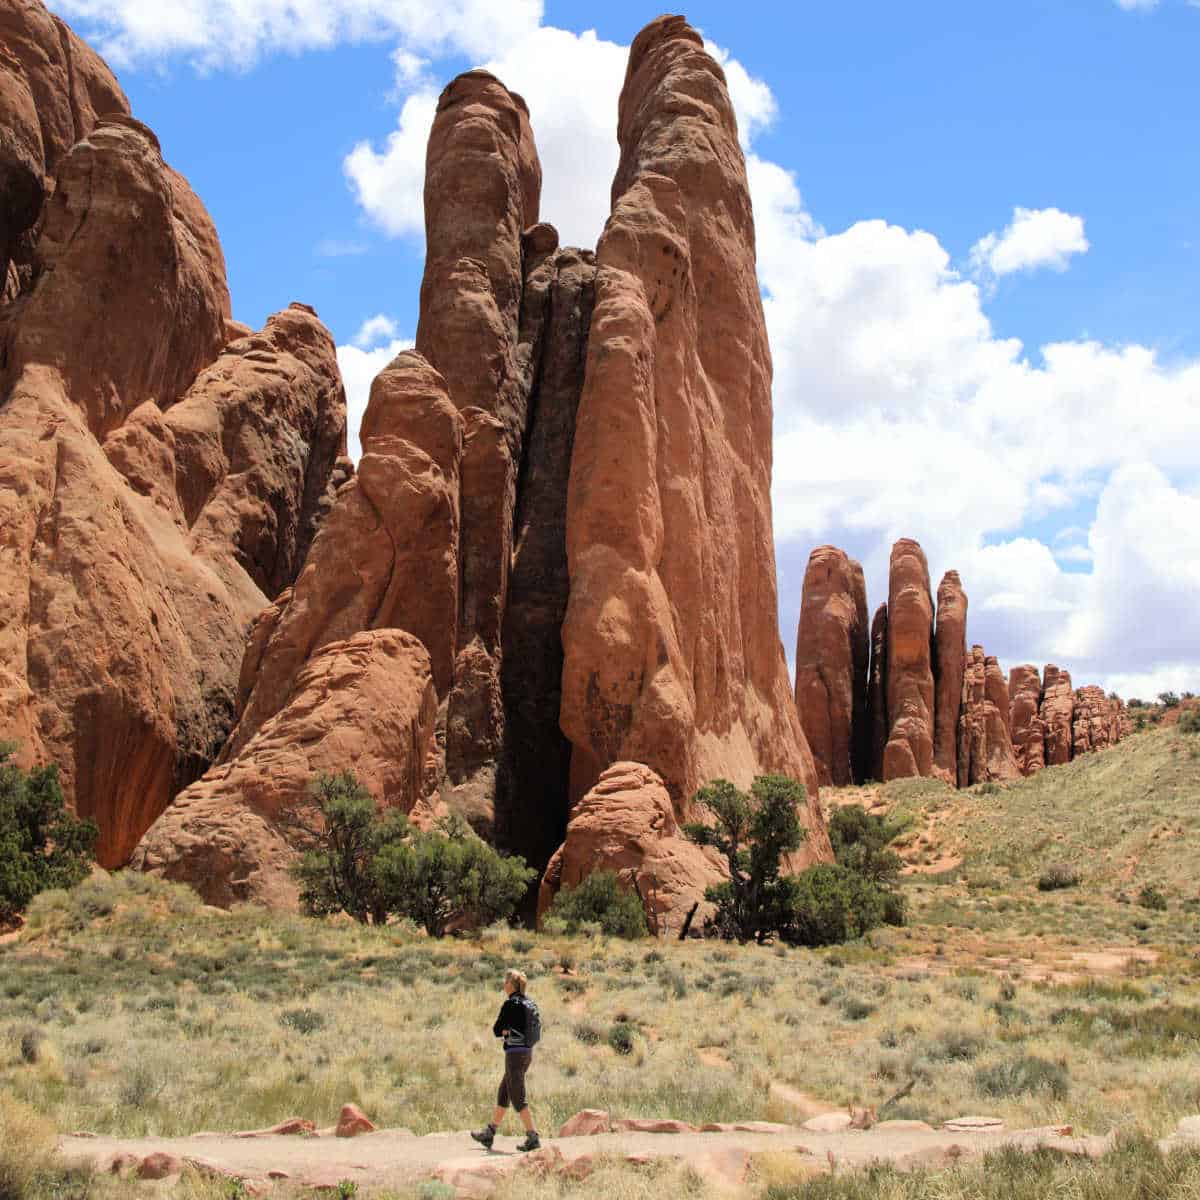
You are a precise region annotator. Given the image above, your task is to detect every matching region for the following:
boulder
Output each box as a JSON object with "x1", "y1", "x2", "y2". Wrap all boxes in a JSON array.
[
  {"x1": 1008, "y1": 665, "x2": 1046, "y2": 776},
  {"x1": 802, "y1": 1112, "x2": 853, "y2": 1133},
  {"x1": 793, "y1": 546, "x2": 869, "y2": 787},
  {"x1": 335, "y1": 1104, "x2": 376, "y2": 1138},
  {"x1": 558, "y1": 1110, "x2": 613, "y2": 1137},
  {"x1": 137, "y1": 1153, "x2": 183, "y2": 1180},
  {"x1": 559, "y1": 16, "x2": 824, "y2": 855},
  {"x1": 882, "y1": 540, "x2": 935, "y2": 780},
  {"x1": 932, "y1": 571, "x2": 967, "y2": 784},
  {"x1": 131, "y1": 631, "x2": 437, "y2": 908},
  {"x1": 611, "y1": 1118, "x2": 697, "y2": 1134},
  {"x1": 537, "y1": 762, "x2": 726, "y2": 936}
]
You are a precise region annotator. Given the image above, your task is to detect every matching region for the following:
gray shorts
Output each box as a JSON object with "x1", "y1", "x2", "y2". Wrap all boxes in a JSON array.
[{"x1": 497, "y1": 1051, "x2": 532, "y2": 1110}]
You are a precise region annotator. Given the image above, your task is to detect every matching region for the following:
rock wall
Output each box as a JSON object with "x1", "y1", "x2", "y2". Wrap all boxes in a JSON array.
[
  {"x1": 560, "y1": 16, "x2": 824, "y2": 851},
  {"x1": 793, "y1": 546, "x2": 869, "y2": 787},
  {"x1": 1040, "y1": 665, "x2": 1075, "y2": 767},
  {"x1": 0, "y1": 1, "x2": 346, "y2": 865},
  {"x1": 957, "y1": 647, "x2": 1020, "y2": 786}
]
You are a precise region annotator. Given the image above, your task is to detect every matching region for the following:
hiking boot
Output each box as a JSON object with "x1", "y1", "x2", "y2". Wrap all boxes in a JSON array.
[
  {"x1": 471, "y1": 1125, "x2": 495, "y2": 1149},
  {"x1": 517, "y1": 1131, "x2": 541, "y2": 1153}
]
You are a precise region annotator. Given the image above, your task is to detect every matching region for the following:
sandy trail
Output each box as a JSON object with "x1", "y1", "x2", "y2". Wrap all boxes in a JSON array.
[{"x1": 57, "y1": 1121, "x2": 1138, "y2": 1194}]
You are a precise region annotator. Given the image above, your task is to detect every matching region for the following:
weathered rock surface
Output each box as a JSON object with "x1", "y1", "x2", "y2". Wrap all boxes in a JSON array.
[
  {"x1": 1008, "y1": 665, "x2": 1046, "y2": 777},
  {"x1": 932, "y1": 571, "x2": 967, "y2": 784},
  {"x1": 882, "y1": 540, "x2": 936, "y2": 780},
  {"x1": 416, "y1": 69, "x2": 542, "y2": 829},
  {"x1": 537, "y1": 762, "x2": 726, "y2": 936},
  {"x1": 0, "y1": 1, "x2": 346, "y2": 866},
  {"x1": 1040, "y1": 665, "x2": 1075, "y2": 767},
  {"x1": 132, "y1": 631, "x2": 437, "y2": 908},
  {"x1": 560, "y1": 15, "x2": 824, "y2": 851},
  {"x1": 794, "y1": 546, "x2": 869, "y2": 787},
  {"x1": 0, "y1": 0, "x2": 129, "y2": 296},
  {"x1": 1072, "y1": 685, "x2": 1124, "y2": 756},
  {"x1": 957, "y1": 647, "x2": 1020, "y2": 786}
]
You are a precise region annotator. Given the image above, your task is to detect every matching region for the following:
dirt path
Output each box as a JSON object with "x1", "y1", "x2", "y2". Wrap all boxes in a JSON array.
[{"x1": 59, "y1": 1118, "x2": 1191, "y2": 1196}]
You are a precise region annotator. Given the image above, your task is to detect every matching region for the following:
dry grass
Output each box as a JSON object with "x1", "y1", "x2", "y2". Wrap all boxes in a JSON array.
[{"x1": 1, "y1": 726, "x2": 1197, "y2": 1197}]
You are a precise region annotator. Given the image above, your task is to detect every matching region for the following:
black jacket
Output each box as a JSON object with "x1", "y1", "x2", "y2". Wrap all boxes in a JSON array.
[{"x1": 494, "y1": 995, "x2": 532, "y2": 1051}]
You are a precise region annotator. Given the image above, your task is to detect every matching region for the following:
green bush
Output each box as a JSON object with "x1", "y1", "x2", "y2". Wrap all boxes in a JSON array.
[
  {"x1": 1178, "y1": 708, "x2": 1200, "y2": 734},
  {"x1": 827, "y1": 805, "x2": 905, "y2": 885},
  {"x1": 684, "y1": 775, "x2": 809, "y2": 943},
  {"x1": 1137, "y1": 884, "x2": 1168, "y2": 911},
  {"x1": 291, "y1": 773, "x2": 535, "y2": 934},
  {"x1": 0, "y1": 743, "x2": 97, "y2": 925},
  {"x1": 547, "y1": 870, "x2": 648, "y2": 939},
  {"x1": 1038, "y1": 864, "x2": 1081, "y2": 891},
  {"x1": 607, "y1": 1021, "x2": 636, "y2": 1055},
  {"x1": 974, "y1": 1054, "x2": 1070, "y2": 1100},
  {"x1": 373, "y1": 815, "x2": 535, "y2": 938},
  {"x1": 779, "y1": 863, "x2": 890, "y2": 947}
]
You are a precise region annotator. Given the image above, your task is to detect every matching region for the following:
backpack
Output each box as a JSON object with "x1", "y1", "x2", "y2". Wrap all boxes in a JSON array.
[{"x1": 517, "y1": 994, "x2": 542, "y2": 1047}]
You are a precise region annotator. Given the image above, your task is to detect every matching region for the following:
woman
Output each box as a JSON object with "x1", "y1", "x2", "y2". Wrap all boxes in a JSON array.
[{"x1": 471, "y1": 968, "x2": 540, "y2": 1151}]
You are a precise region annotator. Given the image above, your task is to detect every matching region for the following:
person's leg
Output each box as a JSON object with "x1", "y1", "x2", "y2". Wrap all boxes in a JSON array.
[
  {"x1": 472, "y1": 1068, "x2": 509, "y2": 1147},
  {"x1": 511, "y1": 1053, "x2": 539, "y2": 1150}
]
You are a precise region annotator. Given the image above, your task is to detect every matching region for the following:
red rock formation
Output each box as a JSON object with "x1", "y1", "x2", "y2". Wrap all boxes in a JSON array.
[
  {"x1": 536, "y1": 762, "x2": 725, "y2": 936},
  {"x1": 559, "y1": 16, "x2": 824, "y2": 852},
  {"x1": 866, "y1": 603, "x2": 889, "y2": 781},
  {"x1": 0, "y1": 0, "x2": 129, "y2": 298},
  {"x1": 1040, "y1": 664, "x2": 1075, "y2": 766},
  {"x1": 0, "y1": 2, "x2": 345, "y2": 865},
  {"x1": 793, "y1": 547, "x2": 869, "y2": 787},
  {"x1": 1009, "y1": 664, "x2": 1046, "y2": 776},
  {"x1": 957, "y1": 647, "x2": 1020, "y2": 785},
  {"x1": 882, "y1": 539, "x2": 936, "y2": 780},
  {"x1": 932, "y1": 571, "x2": 967, "y2": 784},
  {"x1": 131, "y1": 631, "x2": 436, "y2": 908},
  {"x1": 415, "y1": 70, "x2": 542, "y2": 825},
  {"x1": 1072, "y1": 684, "x2": 1124, "y2": 755}
]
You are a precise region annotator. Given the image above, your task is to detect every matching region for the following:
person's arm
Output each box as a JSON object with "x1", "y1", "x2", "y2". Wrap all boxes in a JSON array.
[{"x1": 493, "y1": 998, "x2": 514, "y2": 1038}]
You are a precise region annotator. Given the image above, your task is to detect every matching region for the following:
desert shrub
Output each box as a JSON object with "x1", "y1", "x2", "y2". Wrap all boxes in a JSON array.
[
  {"x1": 607, "y1": 1021, "x2": 636, "y2": 1055},
  {"x1": 975, "y1": 1054, "x2": 1069, "y2": 1100},
  {"x1": 547, "y1": 870, "x2": 648, "y2": 939},
  {"x1": 1038, "y1": 864, "x2": 1081, "y2": 891},
  {"x1": 779, "y1": 864, "x2": 890, "y2": 947},
  {"x1": 827, "y1": 805, "x2": 905, "y2": 885},
  {"x1": 933, "y1": 1030, "x2": 983, "y2": 1061},
  {"x1": 0, "y1": 743, "x2": 97, "y2": 924},
  {"x1": 1178, "y1": 708, "x2": 1200, "y2": 734},
  {"x1": 976, "y1": 781, "x2": 1002, "y2": 796},
  {"x1": 841, "y1": 998, "x2": 875, "y2": 1021},
  {"x1": 1158, "y1": 691, "x2": 1181, "y2": 708},
  {"x1": 278, "y1": 1008, "x2": 326, "y2": 1035},
  {"x1": 373, "y1": 814, "x2": 535, "y2": 937},
  {"x1": 289, "y1": 772, "x2": 406, "y2": 923},
  {"x1": 1137, "y1": 884, "x2": 1168, "y2": 911},
  {"x1": 0, "y1": 1093, "x2": 59, "y2": 1199},
  {"x1": 684, "y1": 775, "x2": 809, "y2": 943},
  {"x1": 291, "y1": 775, "x2": 535, "y2": 934},
  {"x1": 573, "y1": 1021, "x2": 603, "y2": 1045}
]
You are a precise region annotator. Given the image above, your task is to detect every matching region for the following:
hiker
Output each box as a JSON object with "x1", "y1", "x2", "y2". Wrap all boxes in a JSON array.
[{"x1": 472, "y1": 967, "x2": 541, "y2": 1152}]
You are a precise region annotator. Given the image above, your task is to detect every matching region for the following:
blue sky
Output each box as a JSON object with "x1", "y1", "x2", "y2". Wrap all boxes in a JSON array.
[{"x1": 52, "y1": 0, "x2": 1200, "y2": 698}]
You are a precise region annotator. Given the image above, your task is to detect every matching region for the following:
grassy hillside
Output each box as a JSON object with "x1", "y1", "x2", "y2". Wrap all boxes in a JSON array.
[{"x1": 824, "y1": 722, "x2": 1200, "y2": 955}]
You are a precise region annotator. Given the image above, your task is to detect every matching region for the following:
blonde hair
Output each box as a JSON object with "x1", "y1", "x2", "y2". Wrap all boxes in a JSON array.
[{"x1": 505, "y1": 968, "x2": 528, "y2": 995}]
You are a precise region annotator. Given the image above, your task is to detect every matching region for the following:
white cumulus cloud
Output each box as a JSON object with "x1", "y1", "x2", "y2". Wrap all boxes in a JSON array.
[
  {"x1": 352, "y1": 313, "x2": 400, "y2": 348},
  {"x1": 969, "y1": 206, "x2": 1089, "y2": 278},
  {"x1": 51, "y1": 0, "x2": 543, "y2": 69},
  {"x1": 336, "y1": 336, "x2": 413, "y2": 461}
]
